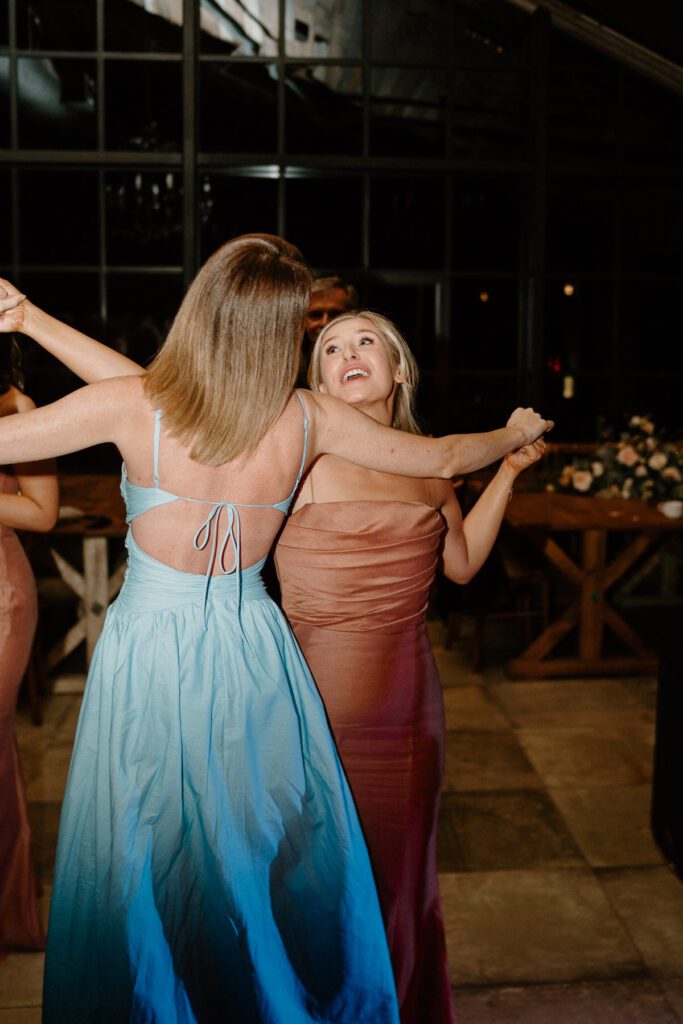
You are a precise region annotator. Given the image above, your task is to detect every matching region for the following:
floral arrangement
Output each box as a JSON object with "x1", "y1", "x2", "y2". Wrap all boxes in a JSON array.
[{"x1": 549, "y1": 416, "x2": 683, "y2": 502}]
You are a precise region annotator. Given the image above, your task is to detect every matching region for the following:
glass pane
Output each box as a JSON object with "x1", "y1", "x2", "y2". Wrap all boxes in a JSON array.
[
  {"x1": 370, "y1": 68, "x2": 446, "y2": 158},
  {"x1": 370, "y1": 178, "x2": 445, "y2": 270},
  {"x1": 0, "y1": 58, "x2": 9, "y2": 148},
  {"x1": 548, "y1": 70, "x2": 618, "y2": 167},
  {"x1": 105, "y1": 0, "x2": 182, "y2": 53},
  {"x1": 200, "y1": 174, "x2": 278, "y2": 262},
  {"x1": 17, "y1": 0, "x2": 96, "y2": 50},
  {"x1": 450, "y1": 70, "x2": 526, "y2": 160},
  {"x1": 450, "y1": 373, "x2": 520, "y2": 433},
  {"x1": 453, "y1": 0, "x2": 529, "y2": 69},
  {"x1": 623, "y1": 74, "x2": 683, "y2": 168},
  {"x1": 106, "y1": 60, "x2": 181, "y2": 151},
  {"x1": 20, "y1": 170, "x2": 99, "y2": 265},
  {"x1": 286, "y1": 175, "x2": 362, "y2": 268},
  {"x1": 285, "y1": 0, "x2": 358, "y2": 59},
  {"x1": 0, "y1": 171, "x2": 10, "y2": 265},
  {"x1": 452, "y1": 177, "x2": 521, "y2": 271},
  {"x1": 620, "y1": 281, "x2": 683, "y2": 374},
  {"x1": 451, "y1": 279, "x2": 518, "y2": 370},
  {"x1": 547, "y1": 180, "x2": 616, "y2": 273},
  {"x1": 17, "y1": 272, "x2": 101, "y2": 406},
  {"x1": 371, "y1": 0, "x2": 449, "y2": 64},
  {"x1": 201, "y1": 0, "x2": 277, "y2": 56},
  {"x1": 621, "y1": 183, "x2": 683, "y2": 275},
  {"x1": 621, "y1": 375, "x2": 681, "y2": 433},
  {"x1": 542, "y1": 372, "x2": 608, "y2": 442},
  {"x1": 106, "y1": 171, "x2": 183, "y2": 266},
  {"x1": 18, "y1": 58, "x2": 97, "y2": 149},
  {"x1": 106, "y1": 272, "x2": 184, "y2": 367},
  {"x1": 0, "y1": 0, "x2": 7, "y2": 47},
  {"x1": 200, "y1": 63, "x2": 277, "y2": 153},
  {"x1": 286, "y1": 65, "x2": 362, "y2": 155},
  {"x1": 544, "y1": 279, "x2": 614, "y2": 372}
]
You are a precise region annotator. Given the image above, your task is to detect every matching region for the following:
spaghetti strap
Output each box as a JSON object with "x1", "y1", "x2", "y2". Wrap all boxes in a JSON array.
[
  {"x1": 289, "y1": 391, "x2": 310, "y2": 499},
  {"x1": 152, "y1": 409, "x2": 162, "y2": 487}
]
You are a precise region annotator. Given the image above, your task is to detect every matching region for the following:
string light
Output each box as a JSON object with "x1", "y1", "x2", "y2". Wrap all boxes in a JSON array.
[
  {"x1": 479, "y1": 290, "x2": 489, "y2": 303},
  {"x1": 563, "y1": 282, "x2": 575, "y2": 297}
]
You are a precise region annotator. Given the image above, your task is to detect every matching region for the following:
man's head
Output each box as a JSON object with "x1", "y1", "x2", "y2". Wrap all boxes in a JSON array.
[{"x1": 304, "y1": 276, "x2": 359, "y2": 344}]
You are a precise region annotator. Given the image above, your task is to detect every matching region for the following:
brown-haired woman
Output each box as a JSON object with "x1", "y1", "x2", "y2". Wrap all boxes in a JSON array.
[
  {"x1": 0, "y1": 245, "x2": 549, "y2": 1024},
  {"x1": 0, "y1": 335, "x2": 58, "y2": 957}
]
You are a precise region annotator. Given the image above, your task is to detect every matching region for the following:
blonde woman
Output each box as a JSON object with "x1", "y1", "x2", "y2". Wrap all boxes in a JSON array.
[
  {"x1": 0, "y1": 249, "x2": 549, "y2": 1024},
  {"x1": 0, "y1": 339, "x2": 57, "y2": 957}
]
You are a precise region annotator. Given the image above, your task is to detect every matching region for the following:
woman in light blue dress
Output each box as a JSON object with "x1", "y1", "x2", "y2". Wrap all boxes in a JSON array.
[{"x1": 0, "y1": 237, "x2": 549, "y2": 1023}]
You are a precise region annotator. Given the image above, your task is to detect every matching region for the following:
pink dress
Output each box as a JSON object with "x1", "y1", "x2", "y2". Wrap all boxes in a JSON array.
[
  {"x1": 0, "y1": 466, "x2": 43, "y2": 953},
  {"x1": 275, "y1": 497, "x2": 457, "y2": 1024}
]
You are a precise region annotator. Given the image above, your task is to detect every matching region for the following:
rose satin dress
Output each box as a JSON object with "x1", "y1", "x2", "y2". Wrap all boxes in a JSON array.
[
  {"x1": 275, "y1": 488, "x2": 457, "y2": 1024},
  {"x1": 0, "y1": 466, "x2": 43, "y2": 954}
]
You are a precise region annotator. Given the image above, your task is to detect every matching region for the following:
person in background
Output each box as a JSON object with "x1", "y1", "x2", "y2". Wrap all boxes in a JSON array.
[
  {"x1": 304, "y1": 275, "x2": 359, "y2": 347},
  {"x1": 0, "y1": 326, "x2": 58, "y2": 958}
]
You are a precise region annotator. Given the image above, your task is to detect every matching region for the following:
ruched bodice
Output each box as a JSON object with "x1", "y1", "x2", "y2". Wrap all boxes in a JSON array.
[
  {"x1": 0, "y1": 467, "x2": 18, "y2": 538},
  {"x1": 276, "y1": 501, "x2": 444, "y2": 634}
]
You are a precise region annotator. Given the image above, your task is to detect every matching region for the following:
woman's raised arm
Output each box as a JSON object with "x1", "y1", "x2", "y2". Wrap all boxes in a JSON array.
[
  {"x1": 0, "y1": 281, "x2": 142, "y2": 383},
  {"x1": 304, "y1": 390, "x2": 552, "y2": 480}
]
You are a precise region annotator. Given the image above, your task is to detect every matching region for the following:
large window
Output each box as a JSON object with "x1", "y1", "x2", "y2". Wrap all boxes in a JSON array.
[{"x1": 2, "y1": 0, "x2": 682, "y2": 457}]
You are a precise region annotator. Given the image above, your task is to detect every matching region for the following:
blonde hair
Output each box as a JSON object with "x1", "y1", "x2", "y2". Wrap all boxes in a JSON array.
[
  {"x1": 308, "y1": 310, "x2": 422, "y2": 435},
  {"x1": 145, "y1": 234, "x2": 312, "y2": 465}
]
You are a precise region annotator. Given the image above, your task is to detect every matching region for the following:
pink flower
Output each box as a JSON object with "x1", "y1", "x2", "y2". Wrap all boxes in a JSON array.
[
  {"x1": 635, "y1": 465, "x2": 648, "y2": 477},
  {"x1": 662, "y1": 466, "x2": 682, "y2": 482},
  {"x1": 591, "y1": 461, "x2": 605, "y2": 477},
  {"x1": 572, "y1": 470, "x2": 593, "y2": 492},
  {"x1": 648, "y1": 452, "x2": 668, "y2": 471},
  {"x1": 617, "y1": 445, "x2": 639, "y2": 467}
]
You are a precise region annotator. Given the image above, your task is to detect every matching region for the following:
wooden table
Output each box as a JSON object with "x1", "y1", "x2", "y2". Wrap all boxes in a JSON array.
[
  {"x1": 43, "y1": 474, "x2": 127, "y2": 683},
  {"x1": 504, "y1": 493, "x2": 683, "y2": 678}
]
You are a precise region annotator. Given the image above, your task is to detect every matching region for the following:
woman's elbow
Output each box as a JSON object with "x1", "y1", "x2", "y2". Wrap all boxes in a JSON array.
[
  {"x1": 445, "y1": 566, "x2": 474, "y2": 586},
  {"x1": 31, "y1": 506, "x2": 58, "y2": 532}
]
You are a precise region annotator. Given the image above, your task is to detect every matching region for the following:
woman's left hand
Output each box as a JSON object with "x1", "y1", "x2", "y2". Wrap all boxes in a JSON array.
[{"x1": 504, "y1": 436, "x2": 546, "y2": 474}]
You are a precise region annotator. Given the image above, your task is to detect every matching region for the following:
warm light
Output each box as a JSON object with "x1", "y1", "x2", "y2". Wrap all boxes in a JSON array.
[
  {"x1": 563, "y1": 283, "x2": 575, "y2": 297},
  {"x1": 563, "y1": 374, "x2": 575, "y2": 399},
  {"x1": 479, "y1": 290, "x2": 489, "y2": 303}
]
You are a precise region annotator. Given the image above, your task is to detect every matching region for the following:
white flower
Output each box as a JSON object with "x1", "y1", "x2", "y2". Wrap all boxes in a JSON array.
[
  {"x1": 646, "y1": 437, "x2": 657, "y2": 451},
  {"x1": 572, "y1": 470, "x2": 593, "y2": 492},
  {"x1": 622, "y1": 478, "x2": 634, "y2": 497},
  {"x1": 648, "y1": 452, "x2": 668, "y2": 471},
  {"x1": 641, "y1": 419, "x2": 655, "y2": 435},
  {"x1": 635, "y1": 465, "x2": 648, "y2": 477},
  {"x1": 591, "y1": 461, "x2": 605, "y2": 477},
  {"x1": 617, "y1": 445, "x2": 639, "y2": 467},
  {"x1": 629, "y1": 416, "x2": 641, "y2": 427},
  {"x1": 662, "y1": 466, "x2": 682, "y2": 482}
]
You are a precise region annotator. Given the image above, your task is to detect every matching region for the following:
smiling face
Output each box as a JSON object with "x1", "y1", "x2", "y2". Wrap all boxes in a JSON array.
[{"x1": 317, "y1": 316, "x2": 400, "y2": 416}]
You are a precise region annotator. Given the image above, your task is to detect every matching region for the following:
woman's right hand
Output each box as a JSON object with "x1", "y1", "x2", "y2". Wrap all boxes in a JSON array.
[
  {"x1": 0, "y1": 280, "x2": 28, "y2": 334},
  {"x1": 506, "y1": 406, "x2": 554, "y2": 446}
]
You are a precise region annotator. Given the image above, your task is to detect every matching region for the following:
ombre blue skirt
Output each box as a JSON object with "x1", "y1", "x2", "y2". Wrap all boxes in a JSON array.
[{"x1": 43, "y1": 534, "x2": 398, "y2": 1024}]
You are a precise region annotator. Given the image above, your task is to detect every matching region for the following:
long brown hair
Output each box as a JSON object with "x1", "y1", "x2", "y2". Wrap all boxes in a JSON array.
[
  {"x1": 309, "y1": 310, "x2": 422, "y2": 435},
  {"x1": 145, "y1": 234, "x2": 312, "y2": 465}
]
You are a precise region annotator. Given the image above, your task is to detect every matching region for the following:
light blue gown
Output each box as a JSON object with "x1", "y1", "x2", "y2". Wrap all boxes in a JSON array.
[{"x1": 43, "y1": 396, "x2": 399, "y2": 1024}]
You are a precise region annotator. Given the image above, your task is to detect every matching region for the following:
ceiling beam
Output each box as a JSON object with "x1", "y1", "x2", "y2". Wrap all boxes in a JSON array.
[{"x1": 503, "y1": 0, "x2": 683, "y2": 96}]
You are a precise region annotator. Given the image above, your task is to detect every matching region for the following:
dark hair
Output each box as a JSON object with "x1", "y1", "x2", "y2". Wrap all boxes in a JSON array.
[{"x1": 0, "y1": 338, "x2": 24, "y2": 395}]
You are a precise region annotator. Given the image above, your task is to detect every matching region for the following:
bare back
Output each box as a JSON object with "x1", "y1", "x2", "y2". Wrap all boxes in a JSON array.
[{"x1": 118, "y1": 380, "x2": 309, "y2": 575}]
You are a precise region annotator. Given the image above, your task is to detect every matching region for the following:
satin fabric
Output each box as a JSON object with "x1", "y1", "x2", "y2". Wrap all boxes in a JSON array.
[
  {"x1": 276, "y1": 500, "x2": 457, "y2": 1024},
  {"x1": 0, "y1": 468, "x2": 43, "y2": 956},
  {"x1": 43, "y1": 519, "x2": 399, "y2": 1023}
]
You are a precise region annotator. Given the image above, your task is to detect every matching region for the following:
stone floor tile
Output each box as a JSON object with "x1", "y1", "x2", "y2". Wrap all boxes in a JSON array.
[
  {"x1": 442, "y1": 686, "x2": 511, "y2": 732},
  {"x1": 438, "y1": 790, "x2": 583, "y2": 872},
  {"x1": 492, "y1": 679, "x2": 656, "y2": 731},
  {"x1": 452, "y1": 978, "x2": 679, "y2": 1024},
  {"x1": 434, "y1": 648, "x2": 486, "y2": 689},
  {"x1": 550, "y1": 785, "x2": 665, "y2": 868},
  {"x1": 26, "y1": 803, "x2": 61, "y2": 883},
  {"x1": 443, "y1": 731, "x2": 542, "y2": 792},
  {"x1": 439, "y1": 869, "x2": 643, "y2": 985},
  {"x1": 516, "y1": 727, "x2": 654, "y2": 788},
  {"x1": 661, "y1": 979, "x2": 683, "y2": 1020},
  {"x1": 599, "y1": 867, "x2": 683, "y2": 977},
  {"x1": 0, "y1": 954, "x2": 44, "y2": 1008},
  {"x1": 0, "y1": 1009, "x2": 42, "y2": 1023},
  {"x1": 24, "y1": 743, "x2": 73, "y2": 803}
]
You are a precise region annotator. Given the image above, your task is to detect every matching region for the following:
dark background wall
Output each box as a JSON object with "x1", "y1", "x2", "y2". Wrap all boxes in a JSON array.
[{"x1": 1, "y1": 0, "x2": 681, "y2": 470}]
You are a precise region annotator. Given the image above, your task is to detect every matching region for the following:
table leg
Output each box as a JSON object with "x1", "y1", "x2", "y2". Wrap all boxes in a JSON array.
[
  {"x1": 84, "y1": 537, "x2": 109, "y2": 663},
  {"x1": 579, "y1": 530, "x2": 606, "y2": 661}
]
